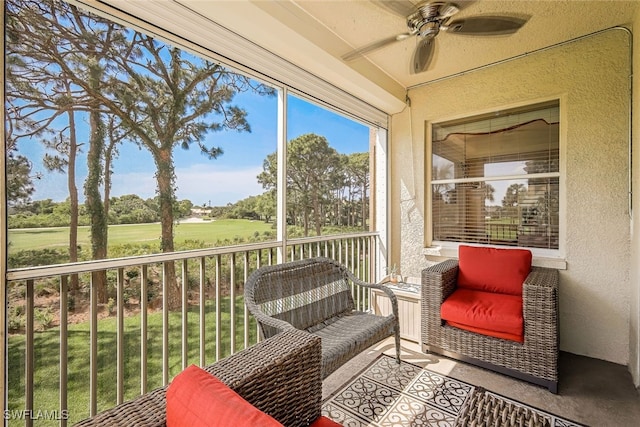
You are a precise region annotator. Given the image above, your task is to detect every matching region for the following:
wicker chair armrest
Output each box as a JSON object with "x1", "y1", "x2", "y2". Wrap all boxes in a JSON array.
[
  {"x1": 73, "y1": 329, "x2": 321, "y2": 427},
  {"x1": 522, "y1": 266, "x2": 559, "y2": 343},
  {"x1": 244, "y1": 287, "x2": 298, "y2": 335},
  {"x1": 73, "y1": 386, "x2": 166, "y2": 427},
  {"x1": 247, "y1": 307, "x2": 298, "y2": 334},
  {"x1": 207, "y1": 329, "x2": 322, "y2": 427},
  {"x1": 343, "y1": 268, "x2": 399, "y2": 317},
  {"x1": 420, "y1": 259, "x2": 458, "y2": 344},
  {"x1": 421, "y1": 259, "x2": 459, "y2": 303},
  {"x1": 524, "y1": 266, "x2": 559, "y2": 291}
]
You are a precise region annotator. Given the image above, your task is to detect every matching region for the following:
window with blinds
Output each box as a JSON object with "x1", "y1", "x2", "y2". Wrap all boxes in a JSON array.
[{"x1": 431, "y1": 100, "x2": 560, "y2": 249}]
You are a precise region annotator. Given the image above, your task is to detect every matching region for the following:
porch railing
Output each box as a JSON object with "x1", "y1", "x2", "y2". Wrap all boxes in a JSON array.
[{"x1": 4, "y1": 232, "x2": 379, "y2": 426}]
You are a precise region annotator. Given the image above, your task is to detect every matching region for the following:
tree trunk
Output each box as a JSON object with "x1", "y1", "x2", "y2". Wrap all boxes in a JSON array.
[
  {"x1": 103, "y1": 149, "x2": 112, "y2": 218},
  {"x1": 103, "y1": 118, "x2": 119, "y2": 218},
  {"x1": 85, "y1": 107, "x2": 108, "y2": 303},
  {"x1": 303, "y1": 205, "x2": 310, "y2": 237},
  {"x1": 312, "y1": 188, "x2": 322, "y2": 236},
  {"x1": 361, "y1": 182, "x2": 367, "y2": 230},
  {"x1": 156, "y1": 149, "x2": 181, "y2": 310},
  {"x1": 84, "y1": 64, "x2": 108, "y2": 304},
  {"x1": 66, "y1": 106, "x2": 80, "y2": 297}
]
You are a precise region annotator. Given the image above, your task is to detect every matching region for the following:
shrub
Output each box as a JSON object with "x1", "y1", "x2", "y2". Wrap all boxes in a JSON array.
[
  {"x1": 8, "y1": 248, "x2": 70, "y2": 269},
  {"x1": 34, "y1": 307, "x2": 54, "y2": 331},
  {"x1": 8, "y1": 313, "x2": 25, "y2": 333}
]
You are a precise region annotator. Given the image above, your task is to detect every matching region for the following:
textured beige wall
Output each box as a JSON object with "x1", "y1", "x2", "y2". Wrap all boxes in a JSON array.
[
  {"x1": 630, "y1": 9, "x2": 640, "y2": 386},
  {"x1": 392, "y1": 29, "x2": 632, "y2": 365}
]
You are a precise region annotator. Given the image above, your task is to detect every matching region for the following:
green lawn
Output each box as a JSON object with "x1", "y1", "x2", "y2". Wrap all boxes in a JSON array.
[
  {"x1": 7, "y1": 219, "x2": 274, "y2": 252},
  {"x1": 7, "y1": 297, "x2": 257, "y2": 426}
]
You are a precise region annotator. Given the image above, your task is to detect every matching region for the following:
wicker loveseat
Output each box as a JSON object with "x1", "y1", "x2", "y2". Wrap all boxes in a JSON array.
[
  {"x1": 245, "y1": 257, "x2": 401, "y2": 379},
  {"x1": 421, "y1": 246, "x2": 559, "y2": 393},
  {"x1": 74, "y1": 329, "x2": 323, "y2": 426}
]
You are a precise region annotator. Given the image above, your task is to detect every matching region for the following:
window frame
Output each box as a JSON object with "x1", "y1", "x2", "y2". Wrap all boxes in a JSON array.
[{"x1": 425, "y1": 97, "x2": 566, "y2": 266}]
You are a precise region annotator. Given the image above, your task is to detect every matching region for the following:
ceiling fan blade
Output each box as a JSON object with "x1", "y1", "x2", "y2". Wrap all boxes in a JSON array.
[
  {"x1": 411, "y1": 37, "x2": 436, "y2": 74},
  {"x1": 444, "y1": 16, "x2": 529, "y2": 35},
  {"x1": 370, "y1": 0, "x2": 418, "y2": 17},
  {"x1": 342, "y1": 32, "x2": 412, "y2": 61},
  {"x1": 453, "y1": 1, "x2": 478, "y2": 11}
]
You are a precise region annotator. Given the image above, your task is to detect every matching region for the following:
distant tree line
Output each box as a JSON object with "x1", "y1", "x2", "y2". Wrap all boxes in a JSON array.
[
  {"x1": 8, "y1": 195, "x2": 194, "y2": 229},
  {"x1": 9, "y1": 142, "x2": 371, "y2": 233}
]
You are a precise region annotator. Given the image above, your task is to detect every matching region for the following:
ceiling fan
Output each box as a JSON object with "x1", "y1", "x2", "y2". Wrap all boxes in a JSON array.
[{"x1": 342, "y1": 1, "x2": 529, "y2": 74}]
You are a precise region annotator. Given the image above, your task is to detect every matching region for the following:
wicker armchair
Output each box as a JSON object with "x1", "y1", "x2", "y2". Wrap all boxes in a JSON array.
[
  {"x1": 245, "y1": 257, "x2": 401, "y2": 379},
  {"x1": 421, "y1": 257, "x2": 559, "y2": 393},
  {"x1": 74, "y1": 329, "x2": 322, "y2": 427}
]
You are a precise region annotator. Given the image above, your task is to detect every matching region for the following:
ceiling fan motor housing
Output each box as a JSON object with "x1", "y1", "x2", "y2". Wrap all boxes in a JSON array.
[
  {"x1": 416, "y1": 21, "x2": 439, "y2": 37},
  {"x1": 407, "y1": 2, "x2": 460, "y2": 37}
]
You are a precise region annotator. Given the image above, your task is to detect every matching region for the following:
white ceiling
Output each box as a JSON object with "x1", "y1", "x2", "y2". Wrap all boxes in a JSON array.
[
  {"x1": 287, "y1": 0, "x2": 639, "y2": 87},
  {"x1": 102, "y1": 0, "x2": 639, "y2": 114}
]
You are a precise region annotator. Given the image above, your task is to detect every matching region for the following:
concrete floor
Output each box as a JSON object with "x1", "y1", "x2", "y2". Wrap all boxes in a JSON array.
[{"x1": 323, "y1": 338, "x2": 640, "y2": 426}]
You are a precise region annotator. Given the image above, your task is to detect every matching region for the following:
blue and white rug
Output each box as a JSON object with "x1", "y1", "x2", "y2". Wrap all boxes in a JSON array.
[{"x1": 322, "y1": 355, "x2": 583, "y2": 427}]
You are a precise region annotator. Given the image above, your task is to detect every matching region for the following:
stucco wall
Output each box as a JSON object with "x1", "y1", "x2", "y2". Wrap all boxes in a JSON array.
[
  {"x1": 630, "y1": 9, "x2": 640, "y2": 386},
  {"x1": 392, "y1": 29, "x2": 632, "y2": 365}
]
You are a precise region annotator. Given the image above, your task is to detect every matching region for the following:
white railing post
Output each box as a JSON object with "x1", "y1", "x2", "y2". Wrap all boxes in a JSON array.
[
  {"x1": 59, "y1": 275, "x2": 68, "y2": 427},
  {"x1": 140, "y1": 265, "x2": 148, "y2": 395},
  {"x1": 199, "y1": 258, "x2": 206, "y2": 367},
  {"x1": 116, "y1": 268, "x2": 125, "y2": 405},
  {"x1": 89, "y1": 274, "x2": 98, "y2": 417},
  {"x1": 181, "y1": 260, "x2": 189, "y2": 371},
  {"x1": 25, "y1": 279, "x2": 34, "y2": 427},
  {"x1": 161, "y1": 263, "x2": 170, "y2": 386},
  {"x1": 243, "y1": 252, "x2": 250, "y2": 350},
  {"x1": 215, "y1": 255, "x2": 222, "y2": 361},
  {"x1": 229, "y1": 253, "x2": 236, "y2": 355}
]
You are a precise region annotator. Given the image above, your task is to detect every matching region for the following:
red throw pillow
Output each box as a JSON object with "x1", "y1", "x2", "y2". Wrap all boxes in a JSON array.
[
  {"x1": 166, "y1": 364, "x2": 283, "y2": 427},
  {"x1": 457, "y1": 245, "x2": 532, "y2": 296}
]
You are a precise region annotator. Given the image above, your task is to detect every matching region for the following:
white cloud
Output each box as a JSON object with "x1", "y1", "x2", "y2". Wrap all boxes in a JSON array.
[
  {"x1": 175, "y1": 164, "x2": 264, "y2": 206},
  {"x1": 109, "y1": 172, "x2": 157, "y2": 200},
  {"x1": 34, "y1": 164, "x2": 265, "y2": 206}
]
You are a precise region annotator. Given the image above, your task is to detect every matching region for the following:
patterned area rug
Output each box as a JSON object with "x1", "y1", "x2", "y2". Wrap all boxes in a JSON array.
[{"x1": 322, "y1": 355, "x2": 583, "y2": 427}]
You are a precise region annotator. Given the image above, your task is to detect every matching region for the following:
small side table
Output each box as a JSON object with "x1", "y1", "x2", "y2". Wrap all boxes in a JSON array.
[{"x1": 372, "y1": 280, "x2": 421, "y2": 343}]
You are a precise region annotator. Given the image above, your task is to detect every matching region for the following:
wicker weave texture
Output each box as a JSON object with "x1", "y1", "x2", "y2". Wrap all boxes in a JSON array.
[
  {"x1": 421, "y1": 260, "x2": 559, "y2": 390},
  {"x1": 455, "y1": 388, "x2": 552, "y2": 427},
  {"x1": 73, "y1": 329, "x2": 322, "y2": 427},
  {"x1": 245, "y1": 257, "x2": 401, "y2": 379}
]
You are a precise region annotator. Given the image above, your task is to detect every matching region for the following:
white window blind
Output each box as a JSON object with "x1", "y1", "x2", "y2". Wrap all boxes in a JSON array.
[{"x1": 431, "y1": 101, "x2": 560, "y2": 249}]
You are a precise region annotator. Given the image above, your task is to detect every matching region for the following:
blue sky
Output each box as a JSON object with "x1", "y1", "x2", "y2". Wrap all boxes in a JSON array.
[
  {"x1": 18, "y1": 92, "x2": 369, "y2": 207},
  {"x1": 12, "y1": 9, "x2": 370, "y2": 208}
]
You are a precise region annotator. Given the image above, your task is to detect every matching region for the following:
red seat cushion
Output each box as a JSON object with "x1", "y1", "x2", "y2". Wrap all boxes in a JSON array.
[
  {"x1": 441, "y1": 288, "x2": 524, "y2": 342},
  {"x1": 458, "y1": 245, "x2": 532, "y2": 296},
  {"x1": 310, "y1": 416, "x2": 343, "y2": 427},
  {"x1": 166, "y1": 364, "x2": 283, "y2": 427}
]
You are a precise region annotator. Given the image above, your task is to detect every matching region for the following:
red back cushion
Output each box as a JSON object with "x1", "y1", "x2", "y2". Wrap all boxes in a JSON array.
[
  {"x1": 166, "y1": 364, "x2": 283, "y2": 427},
  {"x1": 457, "y1": 245, "x2": 532, "y2": 296}
]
